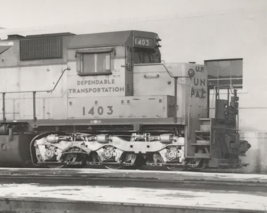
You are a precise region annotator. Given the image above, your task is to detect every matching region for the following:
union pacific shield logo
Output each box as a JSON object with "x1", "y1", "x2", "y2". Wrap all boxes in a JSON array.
[{"x1": 188, "y1": 69, "x2": 195, "y2": 78}]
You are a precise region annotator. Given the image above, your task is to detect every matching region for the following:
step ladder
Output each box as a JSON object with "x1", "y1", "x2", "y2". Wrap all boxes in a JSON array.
[{"x1": 192, "y1": 118, "x2": 212, "y2": 159}]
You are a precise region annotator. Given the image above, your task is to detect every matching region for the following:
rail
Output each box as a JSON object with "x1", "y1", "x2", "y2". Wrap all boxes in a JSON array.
[{"x1": 1, "y1": 67, "x2": 70, "y2": 122}]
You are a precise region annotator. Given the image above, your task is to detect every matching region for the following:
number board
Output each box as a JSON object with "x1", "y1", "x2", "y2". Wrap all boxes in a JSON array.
[{"x1": 134, "y1": 37, "x2": 154, "y2": 48}]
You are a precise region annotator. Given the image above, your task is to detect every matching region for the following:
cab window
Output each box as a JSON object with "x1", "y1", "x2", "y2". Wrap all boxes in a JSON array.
[
  {"x1": 76, "y1": 49, "x2": 113, "y2": 76},
  {"x1": 133, "y1": 48, "x2": 160, "y2": 64}
]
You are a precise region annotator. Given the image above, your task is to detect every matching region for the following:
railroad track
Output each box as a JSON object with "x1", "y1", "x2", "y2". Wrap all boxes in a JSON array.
[
  {"x1": 0, "y1": 198, "x2": 265, "y2": 213},
  {"x1": 0, "y1": 174, "x2": 266, "y2": 192},
  {"x1": 0, "y1": 168, "x2": 266, "y2": 192},
  {"x1": 0, "y1": 168, "x2": 266, "y2": 213}
]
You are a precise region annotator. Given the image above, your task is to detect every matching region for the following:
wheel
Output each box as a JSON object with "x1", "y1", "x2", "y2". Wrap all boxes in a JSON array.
[
  {"x1": 46, "y1": 164, "x2": 66, "y2": 168},
  {"x1": 105, "y1": 165, "x2": 124, "y2": 169},
  {"x1": 64, "y1": 153, "x2": 87, "y2": 168},
  {"x1": 127, "y1": 155, "x2": 145, "y2": 170},
  {"x1": 167, "y1": 166, "x2": 186, "y2": 171},
  {"x1": 105, "y1": 157, "x2": 145, "y2": 170}
]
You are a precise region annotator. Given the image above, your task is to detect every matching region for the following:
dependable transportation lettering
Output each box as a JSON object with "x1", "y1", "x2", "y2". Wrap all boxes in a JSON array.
[
  {"x1": 69, "y1": 78, "x2": 124, "y2": 94},
  {"x1": 77, "y1": 79, "x2": 115, "y2": 85},
  {"x1": 69, "y1": 87, "x2": 125, "y2": 94}
]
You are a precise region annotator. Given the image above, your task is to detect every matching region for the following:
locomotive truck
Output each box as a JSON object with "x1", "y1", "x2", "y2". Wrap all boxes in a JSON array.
[{"x1": 0, "y1": 30, "x2": 250, "y2": 170}]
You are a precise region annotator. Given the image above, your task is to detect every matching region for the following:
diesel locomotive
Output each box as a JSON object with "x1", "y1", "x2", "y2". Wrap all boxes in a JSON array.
[{"x1": 0, "y1": 30, "x2": 250, "y2": 169}]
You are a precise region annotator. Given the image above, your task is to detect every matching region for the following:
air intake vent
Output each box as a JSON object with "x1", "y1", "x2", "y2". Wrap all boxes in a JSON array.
[{"x1": 20, "y1": 37, "x2": 62, "y2": 60}]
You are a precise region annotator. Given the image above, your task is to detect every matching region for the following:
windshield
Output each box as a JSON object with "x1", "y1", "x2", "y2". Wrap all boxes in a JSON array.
[{"x1": 133, "y1": 48, "x2": 160, "y2": 64}]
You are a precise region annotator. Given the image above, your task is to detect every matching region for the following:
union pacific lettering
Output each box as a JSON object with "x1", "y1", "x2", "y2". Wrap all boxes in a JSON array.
[
  {"x1": 191, "y1": 66, "x2": 207, "y2": 99},
  {"x1": 69, "y1": 87, "x2": 124, "y2": 94}
]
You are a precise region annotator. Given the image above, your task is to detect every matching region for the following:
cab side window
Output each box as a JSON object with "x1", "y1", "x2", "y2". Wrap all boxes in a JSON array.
[{"x1": 76, "y1": 49, "x2": 113, "y2": 76}]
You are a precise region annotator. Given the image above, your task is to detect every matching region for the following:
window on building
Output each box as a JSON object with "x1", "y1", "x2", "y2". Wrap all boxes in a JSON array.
[
  {"x1": 76, "y1": 49, "x2": 112, "y2": 76},
  {"x1": 205, "y1": 59, "x2": 243, "y2": 89}
]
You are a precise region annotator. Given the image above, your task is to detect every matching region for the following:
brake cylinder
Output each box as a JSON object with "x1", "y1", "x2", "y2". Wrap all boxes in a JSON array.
[
  {"x1": 46, "y1": 135, "x2": 59, "y2": 143},
  {"x1": 159, "y1": 134, "x2": 173, "y2": 143},
  {"x1": 96, "y1": 134, "x2": 109, "y2": 143}
]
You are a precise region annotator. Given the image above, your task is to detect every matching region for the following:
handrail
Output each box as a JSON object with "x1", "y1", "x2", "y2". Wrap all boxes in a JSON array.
[
  {"x1": 133, "y1": 63, "x2": 175, "y2": 78},
  {"x1": 2, "y1": 93, "x2": 5, "y2": 122},
  {"x1": 0, "y1": 67, "x2": 70, "y2": 94},
  {"x1": 123, "y1": 63, "x2": 190, "y2": 79},
  {"x1": 1, "y1": 67, "x2": 70, "y2": 122},
  {"x1": 123, "y1": 63, "x2": 191, "y2": 123}
]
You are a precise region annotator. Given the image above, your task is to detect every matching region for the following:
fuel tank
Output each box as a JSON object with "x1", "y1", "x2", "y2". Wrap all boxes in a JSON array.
[{"x1": 0, "y1": 134, "x2": 35, "y2": 167}]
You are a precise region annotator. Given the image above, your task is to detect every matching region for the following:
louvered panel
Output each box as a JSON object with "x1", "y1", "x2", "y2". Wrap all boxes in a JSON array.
[{"x1": 20, "y1": 37, "x2": 62, "y2": 60}]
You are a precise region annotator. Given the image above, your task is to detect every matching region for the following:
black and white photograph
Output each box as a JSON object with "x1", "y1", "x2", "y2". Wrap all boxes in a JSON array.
[{"x1": 0, "y1": 0, "x2": 266, "y2": 212}]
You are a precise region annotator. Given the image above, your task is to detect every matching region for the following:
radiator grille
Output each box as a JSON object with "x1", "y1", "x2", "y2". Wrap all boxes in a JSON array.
[{"x1": 20, "y1": 37, "x2": 62, "y2": 60}]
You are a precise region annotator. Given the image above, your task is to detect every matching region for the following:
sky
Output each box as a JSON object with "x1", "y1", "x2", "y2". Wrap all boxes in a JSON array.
[
  {"x1": 1, "y1": 0, "x2": 189, "y2": 29},
  {"x1": 0, "y1": 0, "x2": 265, "y2": 30},
  {"x1": 0, "y1": 0, "x2": 265, "y2": 62},
  {"x1": 0, "y1": 0, "x2": 265, "y2": 63}
]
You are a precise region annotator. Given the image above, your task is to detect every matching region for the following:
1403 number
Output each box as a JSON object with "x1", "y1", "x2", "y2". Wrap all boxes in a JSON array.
[
  {"x1": 134, "y1": 37, "x2": 153, "y2": 47},
  {"x1": 83, "y1": 106, "x2": 113, "y2": 116}
]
